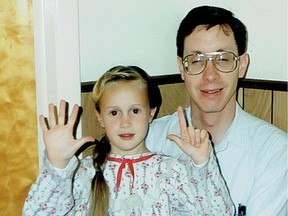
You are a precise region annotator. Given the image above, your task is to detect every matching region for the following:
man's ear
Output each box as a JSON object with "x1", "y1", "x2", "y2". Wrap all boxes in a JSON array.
[
  {"x1": 238, "y1": 53, "x2": 250, "y2": 78},
  {"x1": 177, "y1": 56, "x2": 186, "y2": 81},
  {"x1": 95, "y1": 110, "x2": 105, "y2": 128},
  {"x1": 149, "y1": 107, "x2": 158, "y2": 123}
]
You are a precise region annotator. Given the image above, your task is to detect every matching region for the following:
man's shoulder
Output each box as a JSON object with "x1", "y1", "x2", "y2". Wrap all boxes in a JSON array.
[
  {"x1": 237, "y1": 107, "x2": 286, "y2": 134},
  {"x1": 233, "y1": 106, "x2": 287, "y2": 147}
]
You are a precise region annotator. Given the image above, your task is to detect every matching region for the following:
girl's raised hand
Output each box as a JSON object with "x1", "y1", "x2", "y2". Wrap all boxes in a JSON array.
[
  {"x1": 167, "y1": 107, "x2": 210, "y2": 165},
  {"x1": 39, "y1": 100, "x2": 94, "y2": 168}
]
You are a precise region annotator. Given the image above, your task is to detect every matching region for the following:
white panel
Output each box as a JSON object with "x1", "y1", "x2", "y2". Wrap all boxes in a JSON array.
[{"x1": 33, "y1": 0, "x2": 81, "y2": 165}]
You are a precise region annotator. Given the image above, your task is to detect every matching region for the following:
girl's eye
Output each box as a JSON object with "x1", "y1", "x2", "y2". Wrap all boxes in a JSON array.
[
  {"x1": 132, "y1": 108, "x2": 140, "y2": 114},
  {"x1": 110, "y1": 110, "x2": 118, "y2": 116}
]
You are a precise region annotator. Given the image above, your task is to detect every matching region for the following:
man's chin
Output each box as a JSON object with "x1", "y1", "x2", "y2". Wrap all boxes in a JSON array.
[{"x1": 198, "y1": 104, "x2": 226, "y2": 114}]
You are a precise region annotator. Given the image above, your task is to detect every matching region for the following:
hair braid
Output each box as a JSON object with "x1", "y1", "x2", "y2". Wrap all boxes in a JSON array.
[{"x1": 90, "y1": 137, "x2": 111, "y2": 216}]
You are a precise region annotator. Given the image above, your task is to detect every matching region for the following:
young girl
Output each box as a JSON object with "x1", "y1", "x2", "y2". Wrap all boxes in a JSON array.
[{"x1": 23, "y1": 66, "x2": 233, "y2": 215}]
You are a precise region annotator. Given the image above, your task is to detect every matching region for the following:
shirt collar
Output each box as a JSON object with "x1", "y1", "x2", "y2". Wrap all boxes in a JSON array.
[
  {"x1": 215, "y1": 103, "x2": 246, "y2": 152},
  {"x1": 186, "y1": 104, "x2": 242, "y2": 153}
]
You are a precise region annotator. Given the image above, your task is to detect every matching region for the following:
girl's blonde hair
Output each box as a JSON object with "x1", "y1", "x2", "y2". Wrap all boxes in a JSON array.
[{"x1": 90, "y1": 65, "x2": 162, "y2": 215}]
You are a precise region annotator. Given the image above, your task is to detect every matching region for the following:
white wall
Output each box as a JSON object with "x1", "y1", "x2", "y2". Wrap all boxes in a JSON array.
[{"x1": 79, "y1": 0, "x2": 287, "y2": 82}]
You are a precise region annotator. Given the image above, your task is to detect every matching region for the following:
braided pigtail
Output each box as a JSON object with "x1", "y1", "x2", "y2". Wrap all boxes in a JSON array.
[{"x1": 90, "y1": 136, "x2": 111, "y2": 216}]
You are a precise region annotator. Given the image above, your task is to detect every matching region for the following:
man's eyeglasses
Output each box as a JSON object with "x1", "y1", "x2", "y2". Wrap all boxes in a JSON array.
[{"x1": 182, "y1": 51, "x2": 240, "y2": 75}]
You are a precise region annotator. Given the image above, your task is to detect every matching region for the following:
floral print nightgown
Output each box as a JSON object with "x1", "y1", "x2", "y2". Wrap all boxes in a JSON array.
[{"x1": 23, "y1": 149, "x2": 234, "y2": 215}]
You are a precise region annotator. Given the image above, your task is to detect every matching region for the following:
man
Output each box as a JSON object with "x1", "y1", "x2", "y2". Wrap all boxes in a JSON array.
[{"x1": 146, "y1": 5, "x2": 287, "y2": 215}]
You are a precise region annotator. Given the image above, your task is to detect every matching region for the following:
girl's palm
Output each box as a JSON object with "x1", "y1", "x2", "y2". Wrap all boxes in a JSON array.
[
  {"x1": 167, "y1": 107, "x2": 210, "y2": 165},
  {"x1": 40, "y1": 100, "x2": 94, "y2": 168}
]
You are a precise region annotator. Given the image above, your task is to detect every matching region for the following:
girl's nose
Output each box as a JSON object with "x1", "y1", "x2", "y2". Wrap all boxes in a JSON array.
[{"x1": 120, "y1": 115, "x2": 131, "y2": 128}]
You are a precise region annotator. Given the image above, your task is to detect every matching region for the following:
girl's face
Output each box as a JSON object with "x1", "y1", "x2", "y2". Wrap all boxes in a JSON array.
[{"x1": 96, "y1": 80, "x2": 156, "y2": 155}]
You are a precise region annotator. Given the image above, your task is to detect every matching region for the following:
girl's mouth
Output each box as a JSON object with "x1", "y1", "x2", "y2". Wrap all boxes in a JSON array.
[{"x1": 119, "y1": 133, "x2": 135, "y2": 140}]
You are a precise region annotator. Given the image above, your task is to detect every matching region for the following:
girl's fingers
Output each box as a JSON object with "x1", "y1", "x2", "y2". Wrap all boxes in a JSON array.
[
  {"x1": 48, "y1": 103, "x2": 57, "y2": 127},
  {"x1": 177, "y1": 107, "x2": 201, "y2": 147},
  {"x1": 167, "y1": 134, "x2": 182, "y2": 147},
  {"x1": 187, "y1": 126, "x2": 200, "y2": 147},
  {"x1": 39, "y1": 115, "x2": 48, "y2": 131},
  {"x1": 74, "y1": 136, "x2": 95, "y2": 151},
  {"x1": 58, "y1": 100, "x2": 67, "y2": 126},
  {"x1": 44, "y1": 101, "x2": 80, "y2": 129},
  {"x1": 200, "y1": 129, "x2": 209, "y2": 144},
  {"x1": 67, "y1": 104, "x2": 79, "y2": 127},
  {"x1": 177, "y1": 107, "x2": 189, "y2": 138},
  {"x1": 187, "y1": 126, "x2": 195, "y2": 145},
  {"x1": 194, "y1": 128, "x2": 201, "y2": 147}
]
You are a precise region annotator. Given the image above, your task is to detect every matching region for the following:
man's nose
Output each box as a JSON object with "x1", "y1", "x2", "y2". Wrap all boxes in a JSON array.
[{"x1": 202, "y1": 60, "x2": 220, "y2": 81}]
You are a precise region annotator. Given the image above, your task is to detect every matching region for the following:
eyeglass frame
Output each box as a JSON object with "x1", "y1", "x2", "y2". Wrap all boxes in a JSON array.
[{"x1": 181, "y1": 51, "x2": 241, "y2": 75}]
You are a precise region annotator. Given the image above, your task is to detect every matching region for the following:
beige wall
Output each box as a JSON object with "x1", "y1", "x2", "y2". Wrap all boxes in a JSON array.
[
  {"x1": 81, "y1": 83, "x2": 288, "y2": 143},
  {"x1": 0, "y1": 0, "x2": 38, "y2": 215}
]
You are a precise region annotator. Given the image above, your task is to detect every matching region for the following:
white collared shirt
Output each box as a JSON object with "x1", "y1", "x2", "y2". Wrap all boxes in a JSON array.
[{"x1": 146, "y1": 104, "x2": 288, "y2": 215}]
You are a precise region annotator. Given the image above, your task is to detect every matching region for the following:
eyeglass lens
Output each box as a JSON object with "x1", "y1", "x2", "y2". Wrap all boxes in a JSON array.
[{"x1": 183, "y1": 52, "x2": 237, "y2": 74}]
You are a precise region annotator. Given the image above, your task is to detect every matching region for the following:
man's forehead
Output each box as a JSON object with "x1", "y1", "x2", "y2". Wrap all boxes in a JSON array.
[
  {"x1": 192, "y1": 24, "x2": 233, "y2": 36},
  {"x1": 183, "y1": 24, "x2": 238, "y2": 54}
]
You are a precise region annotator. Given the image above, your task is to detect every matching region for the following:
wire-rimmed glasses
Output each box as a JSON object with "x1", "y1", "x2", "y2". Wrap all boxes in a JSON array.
[{"x1": 182, "y1": 51, "x2": 240, "y2": 75}]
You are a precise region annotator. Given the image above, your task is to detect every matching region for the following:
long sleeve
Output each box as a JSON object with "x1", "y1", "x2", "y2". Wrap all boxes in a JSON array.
[
  {"x1": 175, "y1": 146, "x2": 235, "y2": 215},
  {"x1": 102, "y1": 152, "x2": 234, "y2": 215},
  {"x1": 22, "y1": 154, "x2": 94, "y2": 215}
]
